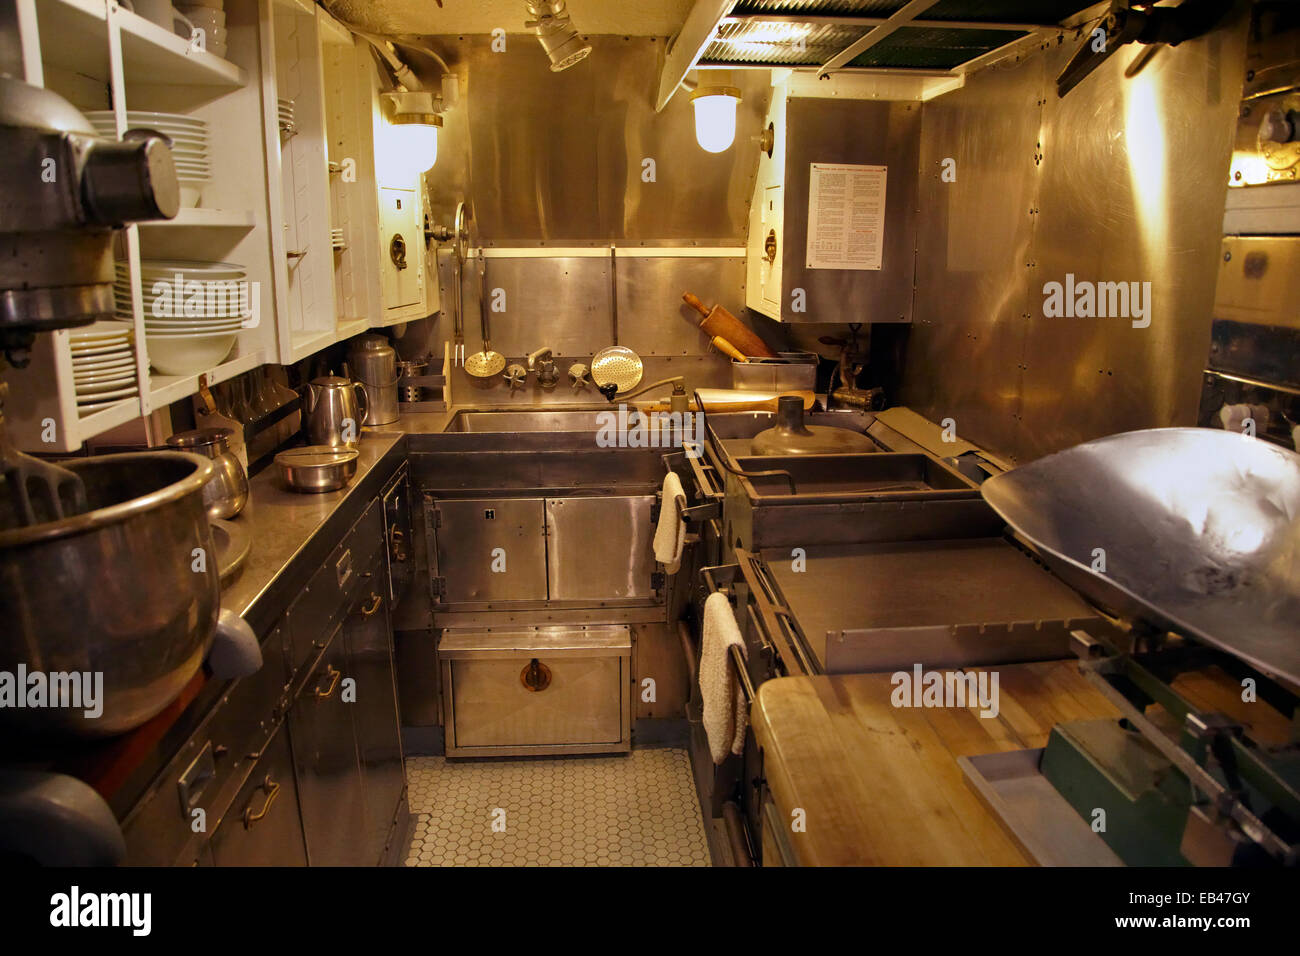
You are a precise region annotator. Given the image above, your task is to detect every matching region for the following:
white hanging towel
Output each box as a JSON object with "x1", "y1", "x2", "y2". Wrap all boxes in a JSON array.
[
  {"x1": 701, "y1": 591, "x2": 749, "y2": 764},
  {"x1": 653, "y1": 471, "x2": 687, "y2": 574}
]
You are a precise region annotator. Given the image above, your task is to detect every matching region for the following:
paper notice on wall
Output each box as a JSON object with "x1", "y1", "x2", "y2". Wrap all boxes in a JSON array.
[{"x1": 805, "y1": 163, "x2": 887, "y2": 271}]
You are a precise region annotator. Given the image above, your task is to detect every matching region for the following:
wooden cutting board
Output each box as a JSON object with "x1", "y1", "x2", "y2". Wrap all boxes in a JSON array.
[
  {"x1": 750, "y1": 660, "x2": 1122, "y2": 866},
  {"x1": 683, "y1": 292, "x2": 779, "y2": 359}
]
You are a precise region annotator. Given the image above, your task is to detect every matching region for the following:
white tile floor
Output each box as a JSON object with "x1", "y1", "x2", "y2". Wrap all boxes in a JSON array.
[{"x1": 403, "y1": 748, "x2": 712, "y2": 867}]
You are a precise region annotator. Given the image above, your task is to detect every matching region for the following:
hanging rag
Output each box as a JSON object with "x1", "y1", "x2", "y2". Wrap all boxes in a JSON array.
[
  {"x1": 701, "y1": 591, "x2": 748, "y2": 764},
  {"x1": 653, "y1": 471, "x2": 686, "y2": 574}
]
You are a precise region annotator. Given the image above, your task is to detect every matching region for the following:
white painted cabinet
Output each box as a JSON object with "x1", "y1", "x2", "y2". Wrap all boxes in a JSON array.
[{"x1": 8, "y1": 0, "x2": 434, "y2": 451}]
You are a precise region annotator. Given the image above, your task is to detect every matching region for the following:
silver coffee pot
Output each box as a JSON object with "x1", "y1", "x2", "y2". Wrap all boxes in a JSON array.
[{"x1": 304, "y1": 375, "x2": 368, "y2": 447}]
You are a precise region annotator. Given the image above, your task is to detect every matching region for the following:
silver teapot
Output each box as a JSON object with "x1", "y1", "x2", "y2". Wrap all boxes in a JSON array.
[{"x1": 304, "y1": 375, "x2": 368, "y2": 448}]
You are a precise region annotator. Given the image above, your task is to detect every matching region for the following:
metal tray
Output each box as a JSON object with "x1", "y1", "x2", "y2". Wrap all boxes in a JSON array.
[
  {"x1": 958, "y1": 749, "x2": 1123, "y2": 867},
  {"x1": 981, "y1": 427, "x2": 1300, "y2": 686},
  {"x1": 732, "y1": 452, "x2": 979, "y2": 503}
]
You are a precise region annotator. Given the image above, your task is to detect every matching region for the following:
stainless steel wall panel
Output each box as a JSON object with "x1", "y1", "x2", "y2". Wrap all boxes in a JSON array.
[
  {"x1": 474, "y1": 256, "x2": 612, "y2": 357},
  {"x1": 422, "y1": 37, "x2": 769, "y2": 244},
  {"x1": 902, "y1": 14, "x2": 1249, "y2": 463},
  {"x1": 616, "y1": 255, "x2": 748, "y2": 356},
  {"x1": 1016, "y1": 34, "x2": 1244, "y2": 462},
  {"x1": 904, "y1": 51, "x2": 1044, "y2": 460},
  {"x1": 779, "y1": 99, "x2": 921, "y2": 324}
]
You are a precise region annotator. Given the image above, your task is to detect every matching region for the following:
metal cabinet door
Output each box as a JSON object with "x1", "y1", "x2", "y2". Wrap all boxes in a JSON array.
[
  {"x1": 545, "y1": 496, "x2": 656, "y2": 601},
  {"x1": 346, "y1": 561, "x2": 406, "y2": 866},
  {"x1": 288, "y1": 626, "x2": 368, "y2": 866},
  {"x1": 432, "y1": 498, "x2": 548, "y2": 605},
  {"x1": 382, "y1": 465, "x2": 413, "y2": 606},
  {"x1": 209, "y1": 723, "x2": 306, "y2": 867}
]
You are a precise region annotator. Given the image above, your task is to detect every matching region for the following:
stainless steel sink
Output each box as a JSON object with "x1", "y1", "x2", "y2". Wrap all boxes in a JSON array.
[{"x1": 443, "y1": 409, "x2": 627, "y2": 433}]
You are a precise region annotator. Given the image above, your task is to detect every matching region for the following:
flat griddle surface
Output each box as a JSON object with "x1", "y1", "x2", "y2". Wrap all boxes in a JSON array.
[{"x1": 761, "y1": 538, "x2": 1094, "y2": 669}]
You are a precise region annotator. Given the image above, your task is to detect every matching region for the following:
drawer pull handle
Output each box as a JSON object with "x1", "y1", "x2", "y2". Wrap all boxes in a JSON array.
[
  {"x1": 360, "y1": 592, "x2": 383, "y2": 616},
  {"x1": 390, "y1": 527, "x2": 407, "y2": 561},
  {"x1": 520, "y1": 659, "x2": 552, "y2": 692},
  {"x1": 243, "y1": 776, "x2": 281, "y2": 829},
  {"x1": 315, "y1": 665, "x2": 342, "y2": 699}
]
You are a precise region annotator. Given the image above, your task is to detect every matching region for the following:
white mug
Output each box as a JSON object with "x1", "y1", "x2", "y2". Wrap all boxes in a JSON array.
[{"x1": 121, "y1": 0, "x2": 194, "y2": 39}]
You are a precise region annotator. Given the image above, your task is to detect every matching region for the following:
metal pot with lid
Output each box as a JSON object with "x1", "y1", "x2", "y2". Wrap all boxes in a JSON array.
[
  {"x1": 347, "y1": 334, "x2": 399, "y2": 426},
  {"x1": 750, "y1": 395, "x2": 876, "y2": 456}
]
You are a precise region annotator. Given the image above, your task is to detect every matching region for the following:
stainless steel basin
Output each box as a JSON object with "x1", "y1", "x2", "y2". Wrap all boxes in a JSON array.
[
  {"x1": 444, "y1": 409, "x2": 623, "y2": 433},
  {"x1": 0, "y1": 451, "x2": 219, "y2": 737}
]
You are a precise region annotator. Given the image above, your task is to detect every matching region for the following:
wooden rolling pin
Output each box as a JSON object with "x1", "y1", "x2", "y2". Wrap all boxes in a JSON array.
[
  {"x1": 683, "y1": 292, "x2": 778, "y2": 359},
  {"x1": 640, "y1": 389, "x2": 814, "y2": 414},
  {"x1": 710, "y1": 336, "x2": 748, "y2": 362}
]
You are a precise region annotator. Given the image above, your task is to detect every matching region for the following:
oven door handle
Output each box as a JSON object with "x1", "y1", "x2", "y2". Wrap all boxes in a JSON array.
[
  {"x1": 665, "y1": 445, "x2": 723, "y2": 522},
  {"x1": 733, "y1": 548, "x2": 817, "y2": 676}
]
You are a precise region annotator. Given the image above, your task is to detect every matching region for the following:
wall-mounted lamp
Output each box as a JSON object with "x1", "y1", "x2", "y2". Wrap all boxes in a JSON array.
[
  {"x1": 525, "y1": 0, "x2": 591, "y2": 72},
  {"x1": 691, "y1": 84, "x2": 741, "y2": 153},
  {"x1": 383, "y1": 90, "x2": 442, "y2": 178}
]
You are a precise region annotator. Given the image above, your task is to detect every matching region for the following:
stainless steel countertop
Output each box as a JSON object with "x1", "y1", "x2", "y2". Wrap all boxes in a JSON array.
[{"x1": 219, "y1": 431, "x2": 408, "y2": 622}]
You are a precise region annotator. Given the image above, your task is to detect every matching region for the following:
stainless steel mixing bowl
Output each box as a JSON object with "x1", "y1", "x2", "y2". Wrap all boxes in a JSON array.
[{"x1": 0, "y1": 451, "x2": 219, "y2": 737}]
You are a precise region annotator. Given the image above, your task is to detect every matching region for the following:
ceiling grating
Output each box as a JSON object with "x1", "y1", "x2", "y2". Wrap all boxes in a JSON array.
[{"x1": 701, "y1": 0, "x2": 1100, "y2": 72}]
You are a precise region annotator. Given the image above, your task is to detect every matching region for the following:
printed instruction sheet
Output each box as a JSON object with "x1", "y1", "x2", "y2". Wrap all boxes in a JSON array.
[{"x1": 805, "y1": 163, "x2": 887, "y2": 271}]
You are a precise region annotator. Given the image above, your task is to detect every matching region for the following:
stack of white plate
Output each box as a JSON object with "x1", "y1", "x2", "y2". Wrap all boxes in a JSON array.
[
  {"x1": 278, "y1": 98, "x2": 295, "y2": 137},
  {"x1": 114, "y1": 259, "x2": 246, "y2": 376},
  {"x1": 70, "y1": 322, "x2": 138, "y2": 416},
  {"x1": 85, "y1": 111, "x2": 211, "y2": 207},
  {"x1": 331, "y1": 227, "x2": 345, "y2": 250}
]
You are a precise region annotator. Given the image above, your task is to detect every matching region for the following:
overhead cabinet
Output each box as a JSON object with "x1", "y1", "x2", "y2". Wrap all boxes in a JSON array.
[{"x1": 746, "y1": 79, "x2": 920, "y2": 324}]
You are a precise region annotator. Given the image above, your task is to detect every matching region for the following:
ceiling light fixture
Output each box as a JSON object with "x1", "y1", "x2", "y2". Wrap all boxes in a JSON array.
[
  {"x1": 525, "y1": 0, "x2": 591, "y2": 72},
  {"x1": 691, "y1": 84, "x2": 741, "y2": 153},
  {"x1": 383, "y1": 90, "x2": 442, "y2": 177}
]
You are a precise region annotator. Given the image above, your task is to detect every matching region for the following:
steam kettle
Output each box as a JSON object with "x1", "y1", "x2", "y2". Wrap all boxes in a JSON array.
[{"x1": 304, "y1": 375, "x2": 368, "y2": 447}]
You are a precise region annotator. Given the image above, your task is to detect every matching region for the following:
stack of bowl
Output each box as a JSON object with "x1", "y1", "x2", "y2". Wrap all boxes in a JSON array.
[
  {"x1": 85, "y1": 110, "x2": 211, "y2": 207},
  {"x1": 114, "y1": 259, "x2": 248, "y2": 376}
]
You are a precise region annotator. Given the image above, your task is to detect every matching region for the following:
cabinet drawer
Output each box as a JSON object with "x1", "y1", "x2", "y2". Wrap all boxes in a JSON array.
[
  {"x1": 209, "y1": 723, "x2": 306, "y2": 867},
  {"x1": 287, "y1": 500, "x2": 384, "y2": 675},
  {"x1": 440, "y1": 627, "x2": 630, "y2": 757},
  {"x1": 122, "y1": 625, "x2": 288, "y2": 866}
]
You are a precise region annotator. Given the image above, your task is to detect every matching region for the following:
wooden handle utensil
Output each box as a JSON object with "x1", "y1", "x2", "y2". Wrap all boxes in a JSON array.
[
  {"x1": 710, "y1": 336, "x2": 748, "y2": 362},
  {"x1": 683, "y1": 292, "x2": 779, "y2": 359}
]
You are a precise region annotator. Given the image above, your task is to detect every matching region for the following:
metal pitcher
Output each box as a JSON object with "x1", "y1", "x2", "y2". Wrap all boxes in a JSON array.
[
  {"x1": 347, "y1": 334, "x2": 400, "y2": 425},
  {"x1": 304, "y1": 375, "x2": 368, "y2": 447}
]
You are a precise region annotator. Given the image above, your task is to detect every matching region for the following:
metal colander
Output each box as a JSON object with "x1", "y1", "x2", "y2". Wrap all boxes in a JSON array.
[{"x1": 590, "y1": 346, "x2": 643, "y2": 394}]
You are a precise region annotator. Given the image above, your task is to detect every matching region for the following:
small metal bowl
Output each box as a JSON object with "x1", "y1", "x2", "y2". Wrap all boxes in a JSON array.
[{"x1": 274, "y1": 445, "x2": 359, "y2": 493}]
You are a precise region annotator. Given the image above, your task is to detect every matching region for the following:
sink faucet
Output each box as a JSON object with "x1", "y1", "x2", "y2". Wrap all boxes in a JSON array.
[{"x1": 527, "y1": 347, "x2": 558, "y2": 388}]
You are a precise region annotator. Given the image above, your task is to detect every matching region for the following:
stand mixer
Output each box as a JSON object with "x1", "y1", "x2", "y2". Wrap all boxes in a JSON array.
[{"x1": 0, "y1": 75, "x2": 179, "y2": 525}]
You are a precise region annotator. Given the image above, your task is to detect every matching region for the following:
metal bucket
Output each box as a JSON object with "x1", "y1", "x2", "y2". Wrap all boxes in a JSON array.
[{"x1": 0, "y1": 451, "x2": 219, "y2": 737}]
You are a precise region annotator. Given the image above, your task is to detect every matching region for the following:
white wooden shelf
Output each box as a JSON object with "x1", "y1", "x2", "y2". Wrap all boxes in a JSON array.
[
  {"x1": 140, "y1": 207, "x2": 257, "y2": 229},
  {"x1": 117, "y1": 6, "x2": 248, "y2": 89},
  {"x1": 147, "y1": 349, "x2": 266, "y2": 406},
  {"x1": 34, "y1": 0, "x2": 246, "y2": 89}
]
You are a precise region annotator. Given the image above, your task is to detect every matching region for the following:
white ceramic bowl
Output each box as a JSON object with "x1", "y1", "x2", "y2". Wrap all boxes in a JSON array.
[{"x1": 146, "y1": 331, "x2": 237, "y2": 375}]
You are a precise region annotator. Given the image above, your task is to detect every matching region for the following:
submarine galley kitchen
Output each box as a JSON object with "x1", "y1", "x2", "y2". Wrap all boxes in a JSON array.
[{"x1": 1, "y1": 0, "x2": 1299, "y2": 902}]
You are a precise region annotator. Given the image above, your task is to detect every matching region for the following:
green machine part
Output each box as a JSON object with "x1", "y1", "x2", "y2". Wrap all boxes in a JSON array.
[{"x1": 1042, "y1": 719, "x2": 1194, "y2": 867}]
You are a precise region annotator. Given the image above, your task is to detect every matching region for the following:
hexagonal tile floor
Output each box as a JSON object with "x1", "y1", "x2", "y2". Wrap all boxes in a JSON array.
[{"x1": 404, "y1": 749, "x2": 711, "y2": 866}]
